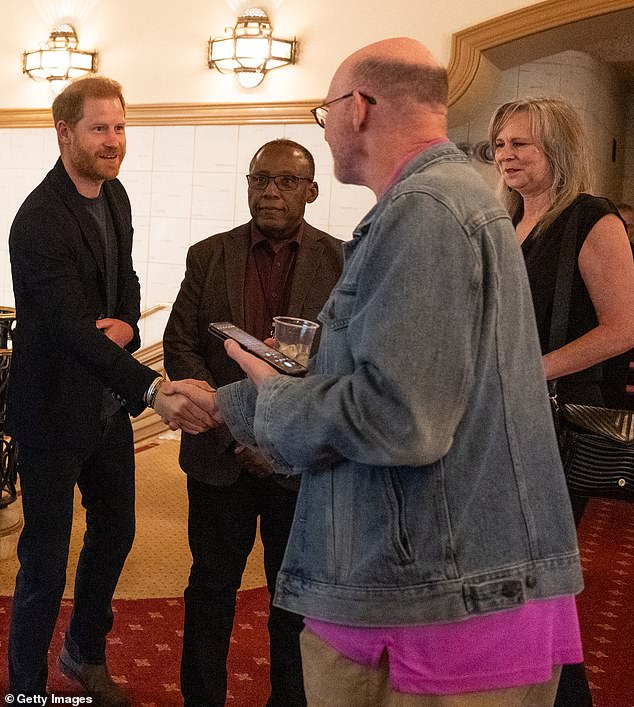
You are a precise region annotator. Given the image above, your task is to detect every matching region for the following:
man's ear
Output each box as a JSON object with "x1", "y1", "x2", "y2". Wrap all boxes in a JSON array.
[
  {"x1": 306, "y1": 181, "x2": 319, "y2": 204},
  {"x1": 352, "y1": 90, "x2": 371, "y2": 132},
  {"x1": 56, "y1": 120, "x2": 71, "y2": 144}
]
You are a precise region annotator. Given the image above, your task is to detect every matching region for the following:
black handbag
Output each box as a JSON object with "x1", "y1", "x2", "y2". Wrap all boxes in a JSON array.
[{"x1": 548, "y1": 205, "x2": 634, "y2": 502}]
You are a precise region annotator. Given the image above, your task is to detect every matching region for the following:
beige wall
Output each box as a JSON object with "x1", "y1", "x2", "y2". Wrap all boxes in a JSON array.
[
  {"x1": 3, "y1": 0, "x2": 538, "y2": 108},
  {"x1": 2, "y1": 0, "x2": 631, "y2": 344},
  {"x1": 0, "y1": 0, "x2": 546, "y2": 340}
]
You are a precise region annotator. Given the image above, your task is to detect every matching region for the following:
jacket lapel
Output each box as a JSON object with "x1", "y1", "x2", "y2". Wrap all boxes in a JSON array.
[
  {"x1": 103, "y1": 182, "x2": 129, "y2": 297},
  {"x1": 287, "y1": 224, "x2": 324, "y2": 316},
  {"x1": 51, "y1": 159, "x2": 107, "y2": 286},
  {"x1": 224, "y1": 225, "x2": 250, "y2": 328},
  {"x1": 80, "y1": 213, "x2": 107, "y2": 285}
]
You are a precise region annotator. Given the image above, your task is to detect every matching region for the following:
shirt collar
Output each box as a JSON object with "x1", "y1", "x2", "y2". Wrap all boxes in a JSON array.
[
  {"x1": 250, "y1": 220, "x2": 304, "y2": 252},
  {"x1": 350, "y1": 140, "x2": 463, "y2": 245}
]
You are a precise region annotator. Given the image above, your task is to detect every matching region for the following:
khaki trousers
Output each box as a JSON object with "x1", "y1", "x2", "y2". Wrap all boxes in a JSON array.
[{"x1": 301, "y1": 629, "x2": 562, "y2": 707}]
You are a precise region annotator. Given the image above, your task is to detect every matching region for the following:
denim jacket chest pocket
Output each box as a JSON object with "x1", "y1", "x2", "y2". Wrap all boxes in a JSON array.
[
  {"x1": 318, "y1": 225, "x2": 368, "y2": 332},
  {"x1": 319, "y1": 283, "x2": 357, "y2": 330},
  {"x1": 317, "y1": 283, "x2": 358, "y2": 374}
]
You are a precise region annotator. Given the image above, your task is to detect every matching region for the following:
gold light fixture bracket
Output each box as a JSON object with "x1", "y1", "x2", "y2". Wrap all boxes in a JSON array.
[
  {"x1": 208, "y1": 8, "x2": 296, "y2": 89},
  {"x1": 23, "y1": 24, "x2": 98, "y2": 90}
]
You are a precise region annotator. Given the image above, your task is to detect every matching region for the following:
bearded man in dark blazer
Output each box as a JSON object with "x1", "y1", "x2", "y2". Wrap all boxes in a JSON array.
[
  {"x1": 6, "y1": 76, "x2": 212, "y2": 706},
  {"x1": 164, "y1": 138, "x2": 343, "y2": 707}
]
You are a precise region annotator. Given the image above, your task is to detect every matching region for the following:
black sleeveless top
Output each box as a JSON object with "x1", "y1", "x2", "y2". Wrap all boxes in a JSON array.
[{"x1": 519, "y1": 193, "x2": 619, "y2": 404}]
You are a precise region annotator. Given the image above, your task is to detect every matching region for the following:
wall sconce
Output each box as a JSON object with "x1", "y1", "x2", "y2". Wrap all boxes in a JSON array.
[
  {"x1": 208, "y1": 8, "x2": 296, "y2": 89},
  {"x1": 23, "y1": 24, "x2": 97, "y2": 90}
]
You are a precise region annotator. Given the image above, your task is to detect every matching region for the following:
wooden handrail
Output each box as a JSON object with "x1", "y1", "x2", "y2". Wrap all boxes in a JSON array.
[
  {"x1": 132, "y1": 340, "x2": 169, "y2": 446},
  {"x1": 140, "y1": 302, "x2": 172, "y2": 320}
]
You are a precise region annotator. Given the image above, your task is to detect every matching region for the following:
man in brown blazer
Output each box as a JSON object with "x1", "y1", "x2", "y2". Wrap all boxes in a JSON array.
[{"x1": 163, "y1": 139, "x2": 343, "y2": 707}]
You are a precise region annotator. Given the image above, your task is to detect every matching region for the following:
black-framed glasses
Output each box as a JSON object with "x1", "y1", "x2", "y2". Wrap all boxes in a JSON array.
[
  {"x1": 311, "y1": 91, "x2": 376, "y2": 128},
  {"x1": 246, "y1": 174, "x2": 313, "y2": 191}
]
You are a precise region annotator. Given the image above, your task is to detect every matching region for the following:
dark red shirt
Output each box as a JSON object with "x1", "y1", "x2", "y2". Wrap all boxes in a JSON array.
[{"x1": 243, "y1": 222, "x2": 303, "y2": 341}]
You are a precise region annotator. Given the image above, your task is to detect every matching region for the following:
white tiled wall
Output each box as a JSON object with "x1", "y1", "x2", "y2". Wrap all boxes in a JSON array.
[
  {"x1": 0, "y1": 123, "x2": 375, "y2": 345},
  {"x1": 449, "y1": 50, "x2": 630, "y2": 200}
]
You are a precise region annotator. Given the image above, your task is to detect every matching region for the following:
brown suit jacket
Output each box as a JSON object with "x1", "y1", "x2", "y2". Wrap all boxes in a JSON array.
[{"x1": 163, "y1": 221, "x2": 343, "y2": 486}]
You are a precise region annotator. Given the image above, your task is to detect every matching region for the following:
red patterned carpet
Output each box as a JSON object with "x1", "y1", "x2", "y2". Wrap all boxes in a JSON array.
[
  {"x1": 0, "y1": 588, "x2": 270, "y2": 706},
  {"x1": 575, "y1": 499, "x2": 634, "y2": 707},
  {"x1": 0, "y1": 499, "x2": 632, "y2": 706}
]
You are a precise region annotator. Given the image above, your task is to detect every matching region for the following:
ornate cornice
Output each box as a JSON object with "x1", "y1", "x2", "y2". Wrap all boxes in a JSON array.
[
  {"x1": 0, "y1": 0, "x2": 631, "y2": 129},
  {"x1": 447, "y1": 0, "x2": 634, "y2": 105},
  {"x1": 0, "y1": 100, "x2": 318, "y2": 129}
]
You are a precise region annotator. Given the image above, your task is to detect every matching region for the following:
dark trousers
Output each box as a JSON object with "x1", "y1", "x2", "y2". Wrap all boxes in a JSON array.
[
  {"x1": 554, "y1": 492, "x2": 593, "y2": 707},
  {"x1": 555, "y1": 661, "x2": 593, "y2": 707},
  {"x1": 552, "y1": 383, "x2": 596, "y2": 707},
  {"x1": 8, "y1": 410, "x2": 135, "y2": 694},
  {"x1": 181, "y1": 472, "x2": 306, "y2": 707}
]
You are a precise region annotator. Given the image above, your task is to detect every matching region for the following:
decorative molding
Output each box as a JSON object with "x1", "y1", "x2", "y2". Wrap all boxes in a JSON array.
[
  {"x1": 0, "y1": 100, "x2": 318, "y2": 129},
  {"x1": 447, "y1": 0, "x2": 634, "y2": 106},
  {"x1": 128, "y1": 100, "x2": 317, "y2": 125},
  {"x1": 0, "y1": 0, "x2": 631, "y2": 129},
  {"x1": 0, "y1": 109, "x2": 53, "y2": 129}
]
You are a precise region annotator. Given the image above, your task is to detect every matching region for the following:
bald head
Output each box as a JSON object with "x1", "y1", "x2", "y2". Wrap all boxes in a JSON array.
[
  {"x1": 346, "y1": 37, "x2": 443, "y2": 71},
  {"x1": 323, "y1": 38, "x2": 448, "y2": 197},
  {"x1": 334, "y1": 37, "x2": 448, "y2": 114}
]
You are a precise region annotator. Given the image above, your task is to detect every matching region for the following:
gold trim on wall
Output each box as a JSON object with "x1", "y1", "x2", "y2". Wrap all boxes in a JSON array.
[
  {"x1": 0, "y1": 100, "x2": 319, "y2": 129},
  {"x1": 0, "y1": 0, "x2": 631, "y2": 129},
  {"x1": 447, "y1": 0, "x2": 634, "y2": 107},
  {"x1": 128, "y1": 101, "x2": 318, "y2": 125}
]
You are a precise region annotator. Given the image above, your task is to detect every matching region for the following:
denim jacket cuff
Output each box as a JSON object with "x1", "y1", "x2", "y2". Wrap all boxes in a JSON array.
[
  {"x1": 216, "y1": 380, "x2": 258, "y2": 449},
  {"x1": 253, "y1": 376, "x2": 301, "y2": 475}
]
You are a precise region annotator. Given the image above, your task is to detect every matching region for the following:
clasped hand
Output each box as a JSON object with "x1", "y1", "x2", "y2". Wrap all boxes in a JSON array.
[
  {"x1": 153, "y1": 339, "x2": 279, "y2": 435},
  {"x1": 153, "y1": 379, "x2": 222, "y2": 435}
]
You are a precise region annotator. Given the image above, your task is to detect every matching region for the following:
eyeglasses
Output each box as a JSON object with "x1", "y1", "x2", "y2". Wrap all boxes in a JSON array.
[
  {"x1": 246, "y1": 174, "x2": 313, "y2": 191},
  {"x1": 311, "y1": 91, "x2": 377, "y2": 128}
]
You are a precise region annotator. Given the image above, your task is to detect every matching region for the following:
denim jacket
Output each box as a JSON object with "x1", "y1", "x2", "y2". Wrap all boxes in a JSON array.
[{"x1": 217, "y1": 143, "x2": 583, "y2": 626}]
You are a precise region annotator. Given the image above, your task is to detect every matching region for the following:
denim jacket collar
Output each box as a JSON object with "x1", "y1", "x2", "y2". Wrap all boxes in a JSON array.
[{"x1": 351, "y1": 141, "x2": 468, "y2": 245}]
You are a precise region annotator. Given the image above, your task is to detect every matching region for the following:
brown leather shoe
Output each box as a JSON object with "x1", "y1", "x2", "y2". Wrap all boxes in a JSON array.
[{"x1": 58, "y1": 644, "x2": 131, "y2": 707}]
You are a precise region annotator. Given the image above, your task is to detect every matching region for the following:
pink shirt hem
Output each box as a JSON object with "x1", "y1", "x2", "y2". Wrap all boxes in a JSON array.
[{"x1": 304, "y1": 596, "x2": 583, "y2": 695}]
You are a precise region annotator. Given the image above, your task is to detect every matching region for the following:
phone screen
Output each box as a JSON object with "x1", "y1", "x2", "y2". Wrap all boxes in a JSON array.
[{"x1": 208, "y1": 322, "x2": 308, "y2": 377}]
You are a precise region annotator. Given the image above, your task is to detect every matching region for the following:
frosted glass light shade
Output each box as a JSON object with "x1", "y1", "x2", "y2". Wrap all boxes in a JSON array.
[
  {"x1": 208, "y1": 8, "x2": 296, "y2": 88},
  {"x1": 23, "y1": 25, "x2": 97, "y2": 86}
]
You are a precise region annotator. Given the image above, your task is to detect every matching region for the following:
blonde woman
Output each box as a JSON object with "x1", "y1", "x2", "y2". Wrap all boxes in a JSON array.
[{"x1": 490, "y1": 96, "x2": 634, "y2": 707}]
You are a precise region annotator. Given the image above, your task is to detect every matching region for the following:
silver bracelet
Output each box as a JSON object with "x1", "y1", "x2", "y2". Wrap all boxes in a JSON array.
[
  {"x1": 146, "y1": 376, "x2": 165, "y2": 409},
  {"x1": 144, "y1": 376, "x2": 160, "y2": 404}
]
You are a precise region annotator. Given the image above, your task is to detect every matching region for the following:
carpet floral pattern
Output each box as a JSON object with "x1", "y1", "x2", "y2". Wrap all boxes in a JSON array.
[
  {"x1": 0, "y1": 498, "x2": 632, "y2": 705},
  {"x1": 0, "y1": 588, "x2": 270, "y2": 706},
  {"x1": 575, "y1": 499, "x2": 634, "y2": 707}
]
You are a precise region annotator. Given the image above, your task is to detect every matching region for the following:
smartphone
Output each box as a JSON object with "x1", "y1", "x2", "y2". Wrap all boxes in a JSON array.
[{"x1": 208, "y1": 321, "x2": 308, "y2": 377}]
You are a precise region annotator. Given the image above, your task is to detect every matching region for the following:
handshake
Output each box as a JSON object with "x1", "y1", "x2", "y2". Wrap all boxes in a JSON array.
[
  {"x1": 153, "y1": 379, "x2": 224, "y2": 434},
  {"x1": 150, "y1": 338, "x2": 282, "y2": 434}
]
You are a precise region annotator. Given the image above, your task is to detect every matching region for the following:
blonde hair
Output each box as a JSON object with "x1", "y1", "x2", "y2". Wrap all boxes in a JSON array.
[
  {"x1": 488, "y1": 97, "x2": 594, "y2": 235},
  {"x1": 52, "y1": 76, "x2": 125, "y2": 127}
]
